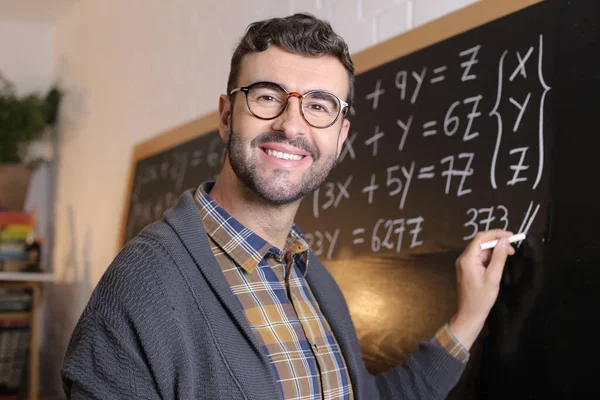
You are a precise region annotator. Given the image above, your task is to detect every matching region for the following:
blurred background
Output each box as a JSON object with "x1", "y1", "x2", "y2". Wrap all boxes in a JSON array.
[{"x1": 0, "y1": 0, "x2": 559, "y2": 398}]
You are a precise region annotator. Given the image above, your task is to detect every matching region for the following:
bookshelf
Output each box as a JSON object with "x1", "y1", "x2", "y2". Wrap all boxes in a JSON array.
[
  {"x1": 0, "y1": 273, "x2": 54, "y2": 283},
  {"x1": 0, "y1": 210, "x2": 47, "y2": 399},
  {"x1": 0, "y1": 280, "x2": 43, "y2": 400}
]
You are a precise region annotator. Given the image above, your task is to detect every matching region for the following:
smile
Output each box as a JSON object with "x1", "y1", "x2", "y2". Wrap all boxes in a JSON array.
[{"x1": 264, "y1": 149, "x2": 304, "y2": 161}]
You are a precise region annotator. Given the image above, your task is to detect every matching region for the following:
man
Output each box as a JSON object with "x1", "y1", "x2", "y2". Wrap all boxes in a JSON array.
[{"x1": 61, "y1": 13, "x2": 515, "y2": 400}]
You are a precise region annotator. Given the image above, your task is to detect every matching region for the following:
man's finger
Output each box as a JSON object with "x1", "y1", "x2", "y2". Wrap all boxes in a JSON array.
[
  {"x1": 485, "y1": 237, "x2": 511, "y2": 283},
  {"x1": 465, "y1": 229, "x2": 513, "y2": 256},
  {"x1": 477, "y1": 229, "x2": 514, "y2": 243}
]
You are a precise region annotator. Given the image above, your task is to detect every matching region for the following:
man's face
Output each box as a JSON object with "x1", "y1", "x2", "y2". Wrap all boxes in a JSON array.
[{"x1": 219, "y1": 45, "x2": 350, "y2": 205}]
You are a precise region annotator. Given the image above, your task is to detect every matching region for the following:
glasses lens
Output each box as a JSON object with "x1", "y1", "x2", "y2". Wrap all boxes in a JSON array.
[
  {"x1": 303, "y1": 91, "x2": 341, "y2": 128},
  {"x1": 247, "y1": 83, "x2": 286, "y2": 119}
]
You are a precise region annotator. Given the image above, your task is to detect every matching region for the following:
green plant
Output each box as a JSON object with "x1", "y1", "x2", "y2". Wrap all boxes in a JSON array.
[{"x1": 0, "y1": 70, "x2": 62, "y2": 165}]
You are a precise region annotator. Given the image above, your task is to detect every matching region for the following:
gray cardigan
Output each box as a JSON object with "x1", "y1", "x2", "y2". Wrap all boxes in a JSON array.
[{"x1": 61, "y1": 189, "x2": 465, "y2": 399}]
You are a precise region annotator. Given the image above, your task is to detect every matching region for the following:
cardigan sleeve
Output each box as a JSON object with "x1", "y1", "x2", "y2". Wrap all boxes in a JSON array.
[
  {"x1": 371, "y1": 339, "x2": 466, "y2": 399},
  {"x1": 61, "y1": 308, "x2": 161, "y2": 400},
  {"x1": 60, "y1": 240, "x2": 167, "y2": 400}
]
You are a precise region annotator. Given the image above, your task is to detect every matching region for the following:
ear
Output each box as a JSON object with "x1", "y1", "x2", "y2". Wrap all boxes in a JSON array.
[
  {"x1": 218, "y1": 94, "x2": 232, "y2": 142},
  {"x1": 336, "y1": 118, "x2": 350, "y2": 158}
]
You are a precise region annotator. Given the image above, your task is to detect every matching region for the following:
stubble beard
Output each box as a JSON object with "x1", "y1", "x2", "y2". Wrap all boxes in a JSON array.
[{"x1": 227, "y1": 116, "x2": 338, "y2": 205}]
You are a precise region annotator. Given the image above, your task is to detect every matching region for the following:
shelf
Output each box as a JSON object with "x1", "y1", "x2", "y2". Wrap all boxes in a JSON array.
[
  {"x1": 0, "y1": 311, "x2": 30, "y2": 321},
  {"x1": 0, "y1": 280, "x2": 42, "y2": 399},
  {"x1": 0, "y1": 272, "x2": 54, "y2": 282}
]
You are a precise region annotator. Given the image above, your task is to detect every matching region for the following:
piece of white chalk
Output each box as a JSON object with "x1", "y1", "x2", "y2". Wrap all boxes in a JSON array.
[{"x1": 480, "y1": 233, "x2": 526, "y2": 250}]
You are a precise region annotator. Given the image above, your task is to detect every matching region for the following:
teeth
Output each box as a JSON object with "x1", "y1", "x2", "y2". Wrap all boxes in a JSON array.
[{"x1": 265, "y1": 149, "x2": 303, "y2": 161}]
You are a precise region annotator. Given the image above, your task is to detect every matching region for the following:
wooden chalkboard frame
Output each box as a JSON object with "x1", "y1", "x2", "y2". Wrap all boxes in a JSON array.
[{"x1": 118, "y1": 0, "x2": 543, "y2": 251}]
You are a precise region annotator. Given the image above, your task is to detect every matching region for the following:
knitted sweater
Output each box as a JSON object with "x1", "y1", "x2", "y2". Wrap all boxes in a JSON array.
[{"x1": 61, "y1": 189, "x2": 465, "y2": 399}]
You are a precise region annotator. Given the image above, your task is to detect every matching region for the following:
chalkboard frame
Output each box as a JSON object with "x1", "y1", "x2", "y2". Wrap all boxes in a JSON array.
[{"x1": 118, "y1": 0, "x2": 543, "y2": 251}]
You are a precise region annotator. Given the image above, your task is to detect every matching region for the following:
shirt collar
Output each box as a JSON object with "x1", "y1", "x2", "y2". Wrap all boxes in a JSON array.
[{"x1": 194, "y1": 181, "x2": 309, "y2": 274}]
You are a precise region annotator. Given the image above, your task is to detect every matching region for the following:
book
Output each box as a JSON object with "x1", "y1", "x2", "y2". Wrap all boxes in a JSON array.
[
  {"x1": 0, "y1": 231, "x2": 29, "y2": 242},
  {"x1": 0, "y1": 220, "x2": 34, "y2": 240},
  {"x1": 0, "y1": 211, "x2": 39, "y2": 273},
  {"x1": 0, "y1": 288, "x2": 32, "y2": 311},
  {"x1": 0, "y1": 242, "x2": 24, "y2": 253},
  {"x1": 0, "y1": 320, "x2": 30, "y2": 393},
  {"x1": 0, "y1": 211, "x2": 33, "y2": 226}
]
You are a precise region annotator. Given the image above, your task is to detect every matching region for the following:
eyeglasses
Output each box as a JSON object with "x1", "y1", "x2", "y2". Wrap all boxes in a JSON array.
[{"x1": 229, "y1": 81, "x2": 349, "y2": 129}]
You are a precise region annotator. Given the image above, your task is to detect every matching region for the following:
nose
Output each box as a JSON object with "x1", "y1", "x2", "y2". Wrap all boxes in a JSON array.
[{"x1": 271, "y1": 95, "x2": 308, "y2": 139}]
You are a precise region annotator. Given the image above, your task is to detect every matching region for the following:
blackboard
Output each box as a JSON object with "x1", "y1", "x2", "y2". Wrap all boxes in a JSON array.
[
  {"x1": 120, "y1": 113, "x2": 225, "y2": 245},
  {"x1": 120, "y1": 0, "x2": 599, "y2": 398},
  {"x1": 298, "y1": 10, "x2": 552, "y2": 261}
]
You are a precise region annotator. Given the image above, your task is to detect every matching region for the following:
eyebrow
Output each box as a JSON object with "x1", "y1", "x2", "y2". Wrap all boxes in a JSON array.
[
  {"x1": 250, "y1": 81, "x2": 282, "y2": 89},
  {"x1": 245, "y1": 80, "x2": 287, "y2": 90},
  {"x1": 307, "y1": 91, "x2": 338, "y2": 104},
  {"x1": 250, "y1": 80, "x2": 334, "y2": 95}
]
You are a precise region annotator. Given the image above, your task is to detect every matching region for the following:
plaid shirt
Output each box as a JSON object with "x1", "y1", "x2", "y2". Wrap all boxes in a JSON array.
[
  {"x1": 195, "y1": 182, "x2": 354, "y2": 400},
  {"x1": 195, "y1": 182, "x2": 469, "y2": 399}
]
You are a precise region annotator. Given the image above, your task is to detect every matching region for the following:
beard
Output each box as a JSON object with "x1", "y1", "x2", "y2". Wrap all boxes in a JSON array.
[{"x1": 227, "y1": 118, "x2": 338, "y2": 205}]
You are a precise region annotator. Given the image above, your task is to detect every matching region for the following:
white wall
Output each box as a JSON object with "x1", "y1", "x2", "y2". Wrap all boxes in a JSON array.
[
  {"x1": 43, "y1": 0, "x2": 479, "y2": 394},
  {"x1": 0, "y1": 19, "x2": 54, "y2": 95}
]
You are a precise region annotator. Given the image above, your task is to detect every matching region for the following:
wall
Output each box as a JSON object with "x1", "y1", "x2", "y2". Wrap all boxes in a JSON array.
[
  {"x1": 0, "y1": 19, "x2": 54, "y2": 95},
  {"x1": 44, "y1": 0, "x2": 479, "y2": 394}
]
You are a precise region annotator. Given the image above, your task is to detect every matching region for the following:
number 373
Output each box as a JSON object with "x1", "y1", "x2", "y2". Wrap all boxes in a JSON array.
[{"x1": 463, "y1": 205, "x2": 508, "y2": 240}]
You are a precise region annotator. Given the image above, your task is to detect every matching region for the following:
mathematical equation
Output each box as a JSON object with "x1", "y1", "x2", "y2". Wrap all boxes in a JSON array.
[
  {"x1": 342, "y1": 34, "x2": 549, "y2": 184},
  {"x1": 131, "y1": 135, "x2": 224, "y2": 203},
  {"x1": 305, "y1": 200, "x2": 541, "y2": 260},
  {"x1": 302, "y1": 35, "x2": 551, "y2": 259},
  {"x1": 125, "y1": 133, "x2": 225, "y2": 242}
]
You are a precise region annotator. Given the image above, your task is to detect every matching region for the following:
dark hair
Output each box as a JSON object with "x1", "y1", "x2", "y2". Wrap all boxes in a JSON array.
[{"x1": 227, "y1": 13, "x2": 355, "y2": 107}]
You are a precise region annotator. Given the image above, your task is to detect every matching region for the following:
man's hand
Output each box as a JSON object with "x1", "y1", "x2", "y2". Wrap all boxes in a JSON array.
[{"x1": 448, "y1": 229, "x2": 516, "y2": 350}]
